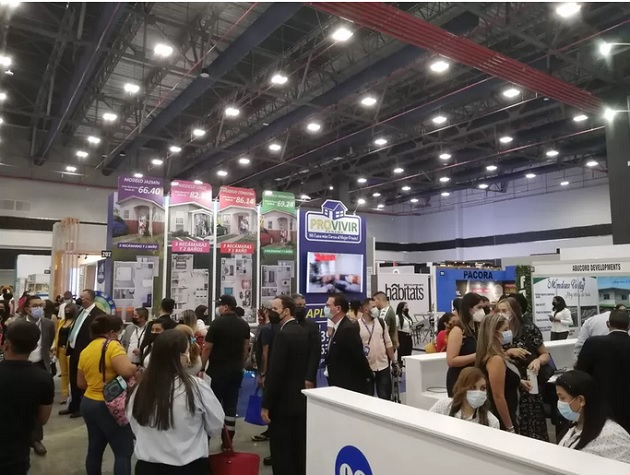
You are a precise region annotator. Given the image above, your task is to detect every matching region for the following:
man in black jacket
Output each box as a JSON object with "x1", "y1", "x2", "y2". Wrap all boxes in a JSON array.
[
  {"x1": 262, "y1": 295, "x2": 309, "y2": 475},
  {"x1": 293, "y1": 293, "x2": 321, "y2": 389},
  {"x1": 325, "y1": 294, "x2": 372, "y2": 394},
  {"x1": 576, "y1": 309, "x2": 630, "y2": 433},
  {"x1": 61, "y1": 289, "x2": 105, "y2": 417}
]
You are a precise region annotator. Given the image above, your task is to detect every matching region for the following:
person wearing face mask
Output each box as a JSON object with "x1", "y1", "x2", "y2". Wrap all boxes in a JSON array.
[
  {"x1": 76, "y1": 315, "x2": 138, "y2": 475},
  {"x1": 141, "y1": 316, "x2": 178, "y2": 368},
  {"x1": 446, "y1": 292, "x2": 483, "y2": 397},
  {"x1": 556, "y1": 370, "x2": 630, "y2": 464},
  {"x1": 121, "y1": 307, "x2": 149, "y2": 366},
  {"x1": 550, "y1": 296, "x2": 573, "y2": 340},
  {"x1": 436, "y1": 312, "x2": 458, "y2": 353},
  {"x1": 476, "y1": 313, "x2": 532, "y2": 433},
  {"x1": 359, "y1": 298, "x2": 399, "y2": 400},
  {"x1": 14, "y1": 295, "x2": 56, "y2": 456},
  {"x1": 430, "y1": 367, "x2": 500, "y2": 429},
  {"x1": 57, "y1": 291, "x2": 74, "y2": 323},
  {"x1": 292, "y1": 294, "x2": 321, "y2": 391},
  {"x1": 396, "y1": 301, "x2": 414, "y2": 364},
  {"x1": 372, "y1": 292, "x2": 399, "y2": 351},
  {"x1": 324, "y1": 294, "x2": 373, "y2": 395},
  {"x1": 54, "y1": 303, "x2": 79, "y2": 405},
  {"x1": 499, "y1": 296, "x2": 551, "y2": 441}
]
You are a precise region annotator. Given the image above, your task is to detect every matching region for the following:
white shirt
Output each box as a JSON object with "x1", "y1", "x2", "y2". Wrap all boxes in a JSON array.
[
  {"x1": 399, "y1": 315, "x2": 412, "y2": 334},
  {"x1": 358, "y1": 317, "x2": 393, "y2": 372},
  {"x1": 128, "y1": 376, "x2": 225, "y2": 466},
  {"x1": 68, "y1": 303, "x2": 96, "y2": 349},
  {"x1": 575, "y1": 312, "x2": 616, "y2": 358},
  {"x1": 559, "y1": 419, "x2": 630, "y2": 464},
  {"x1": 551, "y1": 308, "x2": 573, "y2": 333},
  {"x1": 127, "y1": 324, "x2": 147, "y2": 364},
  {"x1": 195, "y1": 319, "x2": 208, "y2": 338},
  {"x1": 27, "y1": 317, "x2": 42, "y2": 363},
  {"x1": 429, "y1": 397, "x2": 500, "y2": 429}
]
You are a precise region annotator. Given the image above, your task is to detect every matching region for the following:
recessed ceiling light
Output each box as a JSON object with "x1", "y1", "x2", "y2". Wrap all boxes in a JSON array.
[
  {"x1": 573, "y1": 114, "x2": 588, "y2": 122},
  {"x1": 439, "y1": 176, "x2": 450, "y2": 183},
  {"x1": 402, "y1": 185, "x2": 411, "y2": 191},
  {"x1": 331, "y1": 26, "x2": 353, "y2": 42},
  {"x1": 133, "y1": 172, "x2": 143, "y2": 178},
  {"x1": 372, "y1": 192, "x2": 381, "y2": 198},
  {"x1": 429, "y1": 59, "x2": 450, "y2": 73},
  {"x1": 300, "y1": 194, "x2": 311, "y2": 201},
  {"x1": 264, "y1": 190, "x2": 273, "y2": 196},
  {"x1": 194, "y1": 180, "x2": 203, "y2": 185},
  {"x1": 306, "y1": 122, "x2": 321, "y2": 132},
  {"x1": 169, "y1": 145, "x2": 182, "y2": 153},
  {"x1": 525, "y1": 173, "x2": 536, "y2": 179},
  {"x1": 76, "y1": 150, "x2": 88, "y2": 158},
  {"x1": 432, "y1": 115, "x2": 447, "y2": 125},
  {"x1": 269, "y1": 143, "x2": 282, "y2": 152},
  {"x1": 151, "y1": 158, "x2": 163, "y2": 166},
  {"x1": 374, "y1": 137, "x2": 388, "y2": 146},
  {"x1": 603, "y1": 107, "x2": 617, "y2": 122},
  {"x1": 357, "y1": 177, "x2": 367, "y2": 184},
  {"x1": 410, "y1": 198, "x2": 419, "y2": 203},
  {"x1": 441, "y1": 191, "x2": 451, "y2": 197},
  {"x1": 560, "y1": 180, "x2": 570, "y2": 186},
  {"x1": 154, "y1": 43, "x2": 173, "y2": 57},
  {"x1": 225, "y1": 106, "x2": 240, "y2": 117},
  {"x1": 357, "y1": 198, "x2": 366, "y2": 205},
  {"x1": 586, "y1": 160, "x2": 598, "y2": 167},
  {"x1": 502, "y1": 87, "x2": 520, "y2": 98},
  {"x1": 271, "y1": 73, "x2": 288, "y2": 85},
  {"x1": 556, "y1": 2, "x2": 581, "y2": 18},
  {"x1": 546, "y1": 150, "x2": 559, "y2": 157},
  {"x1": 124, "y1": 83, "x2": 140, "y2": 94},
  {"x1": 478, "y1": 183, "x2": 489, "y2": 189},
  {"x1": 238, "y1": 157, "x2": 251, "y2": 165},
  {"x1": 87, "y1": 136, "x2": 101, "y2": 145},
  {"x1": 0, "y1": 1, "x2": 20, "y2": 9},
  {"x1": 599, "y1": 42, "x2": 613, "y2": 56},
  {"x1": 0, "y1": 92, "x2": 7, "y2": 101},
  {"x1": 102, "y1": 112, "x2": 117, "y2": 122},
  {"x1": 377, "y1": 204, "x2": 385, "y2": 209},
  {"x1": 217, "y1": 170, "x2": 228, "y2": 177},
  {"x1": 65, "y1": 165, "x2": 77, "y2": 172},
  {"x1": 361, "y1": 96, "x2": 377, "y2": 107},
  {"x1": 486, "y1": 165, "x2": 498, "y2": 171},
  {"x1": 329, "y1": 185, "x2": 334, "y2": 190},
  {"x1": 4, "y1": 69, "x2": 13, "y2": 76},
  {"x1": 0, "y1": 55, "x2": 11, "y2": 68},
  {"x1": 0, "y1": 117, "x2": 4, "y2": 125},
  {"x1": 439, "y1": 153, "x2": 451, "y2": 160},
  {"x1": 192, "y1": 128, "x2": 206, "y2": 137},
  {"x1": 499, "y1": 136, "x2": 513, "y2": 144},
  {"x1": 393, "y1": 167, "x2": 404, "y2": 174}
]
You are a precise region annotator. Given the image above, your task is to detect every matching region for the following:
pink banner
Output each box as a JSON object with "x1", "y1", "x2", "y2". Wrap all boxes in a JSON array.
[
  {"x1": 170, "y1": 180, "x2": 212, "y2": 209},
  {"x1": 171, "y1": 240, "x2": 210, "y2": 253},
  {"x1": 220, "y1": 242, "x2": 255, "y2": 255},
  {"x1": 218, "y1": 186, "x2": 256, "y2": 211}
]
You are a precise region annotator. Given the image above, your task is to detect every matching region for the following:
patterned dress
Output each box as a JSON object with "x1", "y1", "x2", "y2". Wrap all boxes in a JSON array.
[{"x1": 509, "y1": 322, "x2": 550, "y2": 441}]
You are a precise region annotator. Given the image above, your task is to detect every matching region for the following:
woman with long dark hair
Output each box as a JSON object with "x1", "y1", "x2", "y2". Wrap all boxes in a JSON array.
[
  {"x1": 141, "y1": 316, "x2": 178, "y2": 367},
  {"x1": 556, "y1": 370, "x2": 630, "y2": 463},
  {"x1": 550, "y1": 296, "x2": 572, "y2": 340},
  {"x1": 128, "y1": 329, "x2": 224, "y2": 474},
  {"x1": 446, "y1": 292, "x2": 484, "y2": 396},
  {"x1": 396, "y1": 302, "x2": 414, "y2": 364},
  {"x1": 436, "y1": 312, "x2": 458, "y2": 353}
]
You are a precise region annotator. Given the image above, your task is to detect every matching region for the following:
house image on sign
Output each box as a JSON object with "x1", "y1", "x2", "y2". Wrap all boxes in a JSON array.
[
  {"x1": 117, "y1": 196, "x2": 165, "y2": 236},
  {"x1": 169, "y1": 203, "x2": 213, "y2": 238},
  {"x1": 321, "y1": 200, "x2": 347, "y2": 220},
  {"x1": 261, "y1": 210, "x2": 297, "y2": 244},
  {"x1": 598, "y1": 287, "x2": 630, "y2": 309},
  {"x1": 220, "y1": 207, "x2": 257, "y2": 236}
]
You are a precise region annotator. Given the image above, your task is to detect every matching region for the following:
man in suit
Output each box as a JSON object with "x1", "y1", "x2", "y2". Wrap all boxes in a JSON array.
[
  {"x1": 261, "y1": 295, "x2": 309, "y2": 475},
  {"x1": 15, "y1": 295, "x2": 56, "y2": 456},
  {"x1": 373, "y1": 291, "x2": 399, "y2": 350},
  {"x1": 325, "y1": 294, "x2": 372, "y2": 394},
  {"x1": 61, "y1": 289, "x2": 104, "y2": 418},
  {"x1": 576, "y1": 309, "x2": 630, "y2": 433},
  {"x1": 293, "y1": 293, "x2": 321, "y2": 389}
]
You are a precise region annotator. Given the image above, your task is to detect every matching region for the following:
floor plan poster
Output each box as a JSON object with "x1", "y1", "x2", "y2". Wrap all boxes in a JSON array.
[
  {"x1": 112, "y1": 256, "x2": 160, "y2": 322},
  {"x1": 170, "y1": 254, "x2": 210, "y2": 313},
  {"x1": 216, "y1": 186, "x2": 258, "y2": 323},
  {"x1": 260, "y1": 191, "x2": 297, "y2": 300}
]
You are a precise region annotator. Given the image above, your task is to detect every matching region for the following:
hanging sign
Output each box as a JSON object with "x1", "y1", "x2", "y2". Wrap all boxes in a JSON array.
[{"x1": 169, "y1": 180, "x2": 213, "y2": 254}]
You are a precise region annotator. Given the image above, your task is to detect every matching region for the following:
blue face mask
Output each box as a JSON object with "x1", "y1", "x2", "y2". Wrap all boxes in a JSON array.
[
  {"x1": 558, "y1": 399, "x2": 580, "y2": 422},
  {"x1": 30, "y1": 307, "x2": 44, "y2": 320},
  {"x1": 324, "y1": 306, "x2": 333, "y2": 319},
  {"x1": 501, "y1": 329, "x2": 513, "y2": 346}
]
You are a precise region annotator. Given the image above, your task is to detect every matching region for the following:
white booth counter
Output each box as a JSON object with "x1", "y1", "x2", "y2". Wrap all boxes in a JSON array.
[
  {"x1": 305, "y1": 387, "x2": 628, "y2": 474},
  {"x1": 404, "y1": 339, "x2": 577, "y2": 411}
]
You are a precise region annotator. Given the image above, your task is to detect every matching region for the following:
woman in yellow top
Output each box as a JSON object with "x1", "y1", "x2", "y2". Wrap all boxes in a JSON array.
[
  {"x1": 77, "y1": 315, "x2": 137, "y2": 475},
  {"x1": 53, "y1": 303, "x2": 78, "y2": 404}
]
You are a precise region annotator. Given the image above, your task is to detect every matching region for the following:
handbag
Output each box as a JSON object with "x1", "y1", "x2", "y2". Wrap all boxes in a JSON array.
[
  {"x1": 537, "y1": 354, "x2": 557, "y2": 386},
  {"x1": 100, "y1": 339, "x2": 132, "y2": 427},
  {"x1": 244, "y1": 388, "x2": 265, "y2": 426},
  {"x1": 209, "y1": 426, "x2": 260, "y2": 475}
]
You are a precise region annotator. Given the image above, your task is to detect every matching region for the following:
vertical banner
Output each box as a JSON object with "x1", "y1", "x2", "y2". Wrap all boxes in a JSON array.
[
  {"x1": 167, "y1": 180, "x2": 213, "y2": 314},
  {"x1": 107, "y1": 176, "x2": 165, "y2": 321},
  {"x1": 260, "y1": 191, "x2": 297, "y2": 300},
  {"x1": 216, "y1": 186, "x2": 258, "y2": 323}
]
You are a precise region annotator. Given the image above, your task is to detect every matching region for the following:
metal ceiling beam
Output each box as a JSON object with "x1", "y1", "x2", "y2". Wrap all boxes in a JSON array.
[
  {"x1": 34, "y1": 3, "x2": 128, "y2": 166},
  {"x1": 101, "y1": 2, "x2": 303, "y2": 176}
]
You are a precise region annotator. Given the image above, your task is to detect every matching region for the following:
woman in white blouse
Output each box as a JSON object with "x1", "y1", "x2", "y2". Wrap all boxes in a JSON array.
[
  {"x1": 556, "y1": 370, "x2": 630, "y2": 464},
  {"x1": 550, "y1": 296, "x2": 573, "y2": 340},
  {"x1": 396, "y1": 302, "x2": 414, "y2": 364},
  {"x1": 430, "y1": 367, "x2": 500, "y2": 429},
  {"x1": 127, "y1": 329, "x2": 225, "y2": 474}
]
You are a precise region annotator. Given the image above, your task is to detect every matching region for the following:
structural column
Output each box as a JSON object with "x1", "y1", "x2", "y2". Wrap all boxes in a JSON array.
[{"x1": 605, "y1": 94, "x2": 630, "y2": 244}]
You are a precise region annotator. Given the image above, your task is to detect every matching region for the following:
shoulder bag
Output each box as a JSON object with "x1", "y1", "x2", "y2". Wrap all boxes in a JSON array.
[{"x1": 100, "y1": 339, "x2": 137, "y2": 426}]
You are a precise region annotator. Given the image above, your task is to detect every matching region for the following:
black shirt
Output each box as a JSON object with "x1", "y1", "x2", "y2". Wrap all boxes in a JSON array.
[
  {"x1": 205, "y1": 313, "x2": 251, "y2": 377},
  {"x1": 0, "y1": 360, "x2": 55, "y2": 474},
  {"x1": 254, "y1": 323, "x2": 274, "y2": 373}
]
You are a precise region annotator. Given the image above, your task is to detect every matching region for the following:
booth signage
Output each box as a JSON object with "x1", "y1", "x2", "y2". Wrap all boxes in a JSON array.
[
  {"x1": 534, "y1": 261, "x2": 630, "y2": 276},
  {"x1": 572, "y1": 263, "x2": 622, "y2": 273},
  {"x1": 172, "y1": 241, "x2": 210, "y2": 253},
  {"x1": 377, "y1": 273, "x2": 430, "y2": 316},
  {"x1": 117, "y1": 176, "x2": 163, "y2": 206},
  {"x1": 336, "y1": 445, "x2": 373, "y2": 475},
  {"x1": 305, "y1": 200, "x2": 362, "y2": 243},
  {"x1": 170, "y1": 180, "x2": 212, "y2": 208},
  {"x1": 101, "y1": 250, "x2": 112, "y2": 258},
  {"x1": 219, "y1": 185, "x2": 256, "y2": 209}
]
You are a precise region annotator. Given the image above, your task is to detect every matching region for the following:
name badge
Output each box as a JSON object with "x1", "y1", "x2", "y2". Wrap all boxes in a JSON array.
[{"x1": 363, "y1": 345, "x2": 370, "y2": 357}]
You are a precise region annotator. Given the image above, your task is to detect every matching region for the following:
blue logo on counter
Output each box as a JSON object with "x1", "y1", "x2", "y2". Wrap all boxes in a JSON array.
[{"x1": 335, "y1": 445, "x2": 372, "y2": 475}]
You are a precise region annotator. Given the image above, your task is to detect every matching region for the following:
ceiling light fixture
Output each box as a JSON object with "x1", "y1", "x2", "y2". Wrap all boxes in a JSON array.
[
  {"x1": 439, "y1": 153, "x2": 451, "y2": 160},
  {"x1": 133, "y1": 172, "x2": 143, "y2": 178},
  {"x1": 0, "y1": 92, "x2": 7, "y2": 101},
  {"x1": 402, "y1": 186, "x2": 411, "y2": 191},
  {"x1": 486, "y1": 165, "x2": 498, "y2": 171},
  {"x1": 393, "y1": 167, "x2": 404, "y2": 174},
  {"x1": 331, "y1": 26, "x2": 353, "y2": 42},
  {"x1": 194, "y1": 180, "x2": 203, "y2": 185},
  {"x1": 87, "y1": 136, "x2": 101, "y2": 145},
  {"x1": 269, "y1": 143, "x2": 282, "y2": 152},
  {"x1": 603, "y1": 107, "x2": 617, "y2": 122},
  {"x1": 0, "y1": 1, "x2": 21, "y2": 8},
  {"x1": 441, "y1": 191, "x2": 451, "y2": 197},
  {"x1": 0, "y1": 55, "x2": 11, "y2": 67},
  {"x1": 217, "y1": 170, "x2": 228, "y2": 177},
  {"x1": 300, "y1": 194, "x2": 311, "y2": 201},
  {"x1": 3, "y1": 69, "x2": 12, "y2": 76},
  {"x1": 372, "y1": 192, "x2": 381, "y2": 198},
  {"x1": 377, "y1": 204, "x2": 385, "y2": 209},
  {"x1": 432, "y1": 115, "x2": 447, "y2": 125},
  {"x1": 329, "y1": 185, "x2": 334, "y2": 190},
  {"x1": 546, "y1": 150, "x2": 559, "y2": 157},
  {"x1": 525, "y1": 173, "x2": 537, "y2": 179},
  {"x1": 0, "y1": 117, "x2": 4, "y2": 125},
  {"x1": 556, "y1": 2, "x2": 581, "y2": 18},
  {"x1": 306, "y1": 122, "x2": 321, "y2": 132},
  {"x1": 192, "y1": 128, "x2": 206, "y2": 137},
  {"x1": 560, "y1": 180, "x2": 570, "y2": 186},
  {"x1": 238, "y1": 157, "x2": 251, "y2": 165},
  {"x1": 124, "y1": 83, "x2": 140, "y2": 94},
  {"x1": 410, "y1": 198, "x2": 419, "y2": 204},
  {"x1": 502, "y1": 87, "x2": 520, "y2": 98},
  {"x1": 439, "y1": 176, "x2": 450, "y2": 183},
  {"x1": 154, "y1": 43, "x2": 173, "y2": 57},
  {"x1": 357, "y1": 177, "x2": 367, "y2": 184},
  {"x1": 478, "y1": 183, "x2": 489, "y2": 189},
  {"x1": 361, "y1": 96, "x2": 377, "y2": 107},
  {"x1": 357, "y1": 198, "x2": 366, "y2": 205},
  {"x1": 374, "y1": 137, "x2": 388, "y2": 146},
  {"x1": 102, "y1": 112, "x2": 117, "y2": 122},
  {"x1": 499, "y1": 136, "x2": 513, "y2": 144},
  {"x1": 169, "y1": 145, "x2": 182, "y2": 153},
  {"x1": 264, "y1": 190, "x2": 273, "y2": 196},
  {"x1": 599, "y1": 42, "x2": 613, "y2": 56},
  {"x1": 573, "y1": 114, "x2": 588, "y2": 122},
  {"x1": 225, "y1": 106, "x2": 240, "y2": 117},
  {"x1": 586, "y1": 160, "x2": 598, "y2": 167},
  {"x1": 270, "y1": 73, "x2": 288, "y2": 85},
  {"x1": 65, "y1": 165, "x2": 77, "y2": 172},
  {"x1": 151, "y1": 158, "x2": 163, "y2": 166},
  {"x1": 76, "y1": 150, "x2": 88, "y2": 158},
  {"x1": 429, "y1": 59, "x2": 450, "y2": 73}
]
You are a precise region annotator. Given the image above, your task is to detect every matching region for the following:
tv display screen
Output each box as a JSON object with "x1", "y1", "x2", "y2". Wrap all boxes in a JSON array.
[{"x1": 306, "y1": 252, "x2": 363, "y2": 294}]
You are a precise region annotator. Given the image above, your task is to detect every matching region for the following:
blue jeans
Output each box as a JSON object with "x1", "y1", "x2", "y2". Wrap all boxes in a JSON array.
[{"x1": 80, "y1": 397, "x2": 134, "y2": 475}]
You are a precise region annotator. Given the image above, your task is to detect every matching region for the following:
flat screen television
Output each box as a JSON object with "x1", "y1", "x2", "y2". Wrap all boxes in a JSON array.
[{"x1": 306, "y1": 252, "x2": 363, "y2": 294}]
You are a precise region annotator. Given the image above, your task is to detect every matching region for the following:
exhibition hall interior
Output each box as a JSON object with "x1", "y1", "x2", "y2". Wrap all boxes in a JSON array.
[{"x1": 1, "y1": 1, "x2": 630, "y2": 474}]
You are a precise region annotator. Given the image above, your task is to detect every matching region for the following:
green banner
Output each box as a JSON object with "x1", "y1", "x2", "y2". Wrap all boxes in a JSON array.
[{"x1": 261, "y1": 191, "x2": 296, "y2": 216}]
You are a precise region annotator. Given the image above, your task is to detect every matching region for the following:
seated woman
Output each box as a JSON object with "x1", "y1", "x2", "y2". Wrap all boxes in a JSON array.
[
  {"x1": 556, "y1": 370, "x2": 630, "y2": 464},
  {"x1": 430, "y1": 367, "x2": 500, "y2": 429}
]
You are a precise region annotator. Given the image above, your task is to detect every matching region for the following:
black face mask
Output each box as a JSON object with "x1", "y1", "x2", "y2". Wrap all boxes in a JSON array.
[
  {"x1": 295, "y1": 307, "x2": 307, "y2": 323},
  {"x1": 403, "y1": 309, "x2": 409, "y2": 316},
  {"x1": 483, "y1": 307, "x2": 491, "y2": 316},
  {"x1": 268, "y1": 310, "x2": 281, "y2": 324},
  {"x1": 132, "y1": 317, "x2": 139, "y2": 325}
]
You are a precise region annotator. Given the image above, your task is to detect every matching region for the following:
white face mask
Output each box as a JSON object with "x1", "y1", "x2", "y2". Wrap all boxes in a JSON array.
[
  {"x1": 472, "y1": 308, "x2": 486, "y2": 322},
  {"x1": 466, "y1": 390, "x2": 487, "y2": 409},
  {"x1": 370, "y1": 308, "x2": 380, "y2": 319},
  {"x1": 215, "y1": 306, "x2": 222, "y2": 317}
]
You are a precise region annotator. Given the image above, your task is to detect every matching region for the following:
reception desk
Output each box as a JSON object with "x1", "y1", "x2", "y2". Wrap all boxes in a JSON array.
[
  {"x1": 305, "y1": 386, "x2": 627, "y2": 474},
  {"x1": 404, "y1": 339, "x2": 577, "y2": 411}
]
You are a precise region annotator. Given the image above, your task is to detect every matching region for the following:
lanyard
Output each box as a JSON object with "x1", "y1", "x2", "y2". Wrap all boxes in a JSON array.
[
  {"x1": 361, "y1": 318, "x2": 376, "y2": 345},
  {"x1": 134, "y1": 326, "x2": 146, "y2": 344}
]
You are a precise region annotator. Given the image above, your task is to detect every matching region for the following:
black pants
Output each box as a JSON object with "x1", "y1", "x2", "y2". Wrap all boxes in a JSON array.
[
  {"x1": 68, "y1": 354, "x2": 84, "y2": 413},
  {"x1": 136, "y1": 458, "x2": 210, "y2": 475},
  {"x1": 550, "y1": 331, "x2": 569, "y2": 341},
  {"x1": 270, "y1": 413, "x2": 306, "y2": 475},
  {"x1": 32, "y1": 361, "x2": 47, "y2": 443},
  {"x1": 209, "y1": 371, "x2": 243, "y2": 446},
  {"x1": 371, "y1": 368, "x2": 392, "y2": 400},
  {"x1": 398, "y1": 331, "x2": 413, "y2": 364}
]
